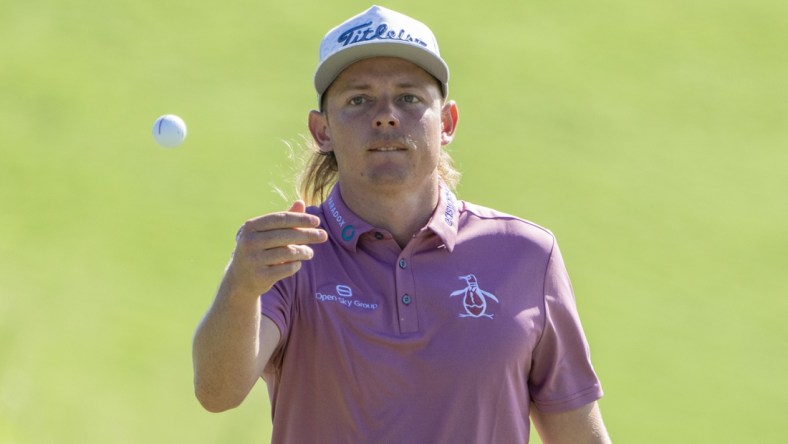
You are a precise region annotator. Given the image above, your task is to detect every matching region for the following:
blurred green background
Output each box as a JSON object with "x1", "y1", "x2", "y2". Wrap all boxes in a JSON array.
[{"x1": 2, "y1": 0, "x2": 786, "y2": 442}]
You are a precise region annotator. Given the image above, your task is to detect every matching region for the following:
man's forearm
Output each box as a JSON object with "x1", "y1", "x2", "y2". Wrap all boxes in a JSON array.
[{"x1": 192, "y1": 280, "x2": 266, "y2": 412}]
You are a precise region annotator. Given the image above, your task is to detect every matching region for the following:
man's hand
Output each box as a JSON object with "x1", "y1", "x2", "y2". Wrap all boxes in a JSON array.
[{"x1": 224, "y1": 200, "x2": 329, "y2": 299}]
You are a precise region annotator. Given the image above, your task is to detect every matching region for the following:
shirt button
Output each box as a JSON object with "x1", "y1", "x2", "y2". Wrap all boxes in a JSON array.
[
  {"x1": 374, "y1": 232, "x2": 384, "y2": 240},
  {"x1": 401, "y1": 294, "x2": 412, "y2": 305},
  {"x1": 398, "y1": 258, "x2": 407, "y2": 269}
]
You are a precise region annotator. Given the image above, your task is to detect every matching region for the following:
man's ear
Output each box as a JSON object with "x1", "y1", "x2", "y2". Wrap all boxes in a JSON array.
[
  {"x1": 308, "y1": 110, "x2": 333, "y2": 152},
  {"x1": 440, "y1": 101, "x2": 459, "y2": 146}
]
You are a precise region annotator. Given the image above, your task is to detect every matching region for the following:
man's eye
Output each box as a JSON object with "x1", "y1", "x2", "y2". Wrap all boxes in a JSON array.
[
  {"x1": 402, "y1": 94, "x2": 420, "y2": 103},
  {"x1": 349, "y1": 96, "x2": 366, "y2": 106}
]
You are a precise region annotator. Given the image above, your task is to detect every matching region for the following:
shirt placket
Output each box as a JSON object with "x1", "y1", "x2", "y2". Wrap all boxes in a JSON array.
[{"x1": 395, "y1": 245, "x2": 419, "y2": 334}]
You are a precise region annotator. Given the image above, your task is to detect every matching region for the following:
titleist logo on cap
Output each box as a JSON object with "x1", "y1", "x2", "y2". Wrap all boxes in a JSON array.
[{"x1": 337, "y1": 21, "x2": 428, "y2": 48}]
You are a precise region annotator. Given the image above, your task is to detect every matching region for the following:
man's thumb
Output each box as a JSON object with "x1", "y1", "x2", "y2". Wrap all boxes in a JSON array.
[{"x1": 288, "y1": 200, "x2": 306, "y2": 213}]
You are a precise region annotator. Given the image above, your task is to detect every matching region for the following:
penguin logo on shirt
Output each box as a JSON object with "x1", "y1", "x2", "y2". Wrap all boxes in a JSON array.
[{"x1": 450, "y1": 274, "x2": 499, "y2": 319}]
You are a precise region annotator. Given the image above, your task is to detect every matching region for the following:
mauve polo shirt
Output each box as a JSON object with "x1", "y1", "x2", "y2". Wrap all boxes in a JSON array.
[{"x1": 261, "y1": 184, "x2": 603, "y2": 443}]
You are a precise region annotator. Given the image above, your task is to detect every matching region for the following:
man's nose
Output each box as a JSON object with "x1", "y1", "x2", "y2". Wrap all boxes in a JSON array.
[{"x1": 373, "y1": 100, "x2": 399, "y2": 128}]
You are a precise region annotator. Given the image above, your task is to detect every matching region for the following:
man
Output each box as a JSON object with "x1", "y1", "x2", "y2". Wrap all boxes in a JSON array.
[{"x1": 193, "y1": 5, "x2": 610, "y2": 443}]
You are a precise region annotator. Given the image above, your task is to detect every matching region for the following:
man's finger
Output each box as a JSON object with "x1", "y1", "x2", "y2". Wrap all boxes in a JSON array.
[
  {"x1": 242, "y1": 210, "x2": 321, "y2": 233},
  {"x1": 259, "y1": 244, "x2": 315, "y2": 266},
  {"x1": 242, "y1": 227, "x2": 326, "y2": 250}
]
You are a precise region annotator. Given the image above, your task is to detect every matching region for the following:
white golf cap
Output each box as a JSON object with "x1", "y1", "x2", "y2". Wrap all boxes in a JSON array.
[{"x1": 314, "y1": 5, "x2": 449, "y2": 107}]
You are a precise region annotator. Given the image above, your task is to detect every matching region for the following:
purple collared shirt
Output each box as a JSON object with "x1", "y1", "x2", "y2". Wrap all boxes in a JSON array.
[{"x1": 261, "y1": 184, "x2": 602, "y2": 443}]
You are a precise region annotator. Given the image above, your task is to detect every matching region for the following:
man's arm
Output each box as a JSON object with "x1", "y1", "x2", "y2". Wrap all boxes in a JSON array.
[
  {"x1": 192, "y1": 201, "x2": 327, "y2": 412},
  {"x1": 530, "y1": 401, "x2": 611, "y2": 444},
  {"x1": 192, "y1": 289, "x2": 281, "y2": 412}
]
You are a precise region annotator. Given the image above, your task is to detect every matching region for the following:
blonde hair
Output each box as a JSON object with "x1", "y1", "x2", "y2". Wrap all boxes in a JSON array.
[{"x1": 297, "y1": 141, "x2": 460, "y2": 206}]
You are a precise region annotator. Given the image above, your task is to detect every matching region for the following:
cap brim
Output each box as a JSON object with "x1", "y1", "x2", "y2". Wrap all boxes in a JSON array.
[{"x1": 314, "y1": 41, "x2": 449, "y2": 97}]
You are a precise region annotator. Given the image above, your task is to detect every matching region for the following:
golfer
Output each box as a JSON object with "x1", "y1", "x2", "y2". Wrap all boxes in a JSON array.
[{"x1": 193, "y1": 5, "x2": 610, "y2": 443}]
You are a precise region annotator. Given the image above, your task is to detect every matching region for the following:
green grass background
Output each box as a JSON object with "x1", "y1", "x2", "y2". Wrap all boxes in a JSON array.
[{"x1": 2, "y1": 0, "x2": 786, "y2": 442}]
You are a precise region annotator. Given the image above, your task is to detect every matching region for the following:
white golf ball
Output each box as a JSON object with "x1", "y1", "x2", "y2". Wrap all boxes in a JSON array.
[{"x1": 152, "y1": 114, "x2": 187, "y2": 148}]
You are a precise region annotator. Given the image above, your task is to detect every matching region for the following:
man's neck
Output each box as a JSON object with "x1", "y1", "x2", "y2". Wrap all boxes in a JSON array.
[{"x1": 338, "y1": 178, "x2": 440, "y2": 249}]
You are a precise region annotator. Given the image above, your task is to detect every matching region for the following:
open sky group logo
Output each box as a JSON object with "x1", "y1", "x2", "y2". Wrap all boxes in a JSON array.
[{"x1": 315, "y1": 284, "x2": 379, "y2": 311}]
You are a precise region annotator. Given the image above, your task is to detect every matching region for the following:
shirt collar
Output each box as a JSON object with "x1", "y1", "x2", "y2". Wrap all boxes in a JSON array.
[
  {"x1": 426, "y1": 183, "x2": 459, "y2": 252},
  {"x1": 320, "y1": 182, "x2": 459, "y2": 252},
  {"x1": 321, "y1": 184, "x2": 375, "y2": 252}
]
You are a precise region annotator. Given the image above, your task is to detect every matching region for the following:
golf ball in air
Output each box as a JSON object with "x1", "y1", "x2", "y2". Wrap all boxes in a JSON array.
[{"x1": 152, "y1": 114, "x2": 187, "y2": 148}]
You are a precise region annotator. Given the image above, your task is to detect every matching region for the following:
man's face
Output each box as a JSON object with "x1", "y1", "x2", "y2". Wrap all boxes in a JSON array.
[{"x1": 309, "y1": 57, "x2": 457, "y2": 195}]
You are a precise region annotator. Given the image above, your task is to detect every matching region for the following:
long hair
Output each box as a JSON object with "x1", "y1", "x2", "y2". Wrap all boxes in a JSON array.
[{"x1": 297, "y1": 141, "x2": 461, "y2": 206}]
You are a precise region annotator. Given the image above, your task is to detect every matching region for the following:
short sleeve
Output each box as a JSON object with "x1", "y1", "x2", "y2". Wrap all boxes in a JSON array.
[
  {"x1": 528, "y1": 240, "x2": 603, "y2": 413},
  {"x1": 260, "y1": 276, "x2": 297, "y2": 350}
]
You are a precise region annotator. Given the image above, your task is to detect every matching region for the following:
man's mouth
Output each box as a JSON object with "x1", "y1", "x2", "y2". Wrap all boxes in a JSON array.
[
  {"x1": 369, "y1": 146, "x2": 406, "y2": 152},
  {"x1": 367, "y1": 139, "x2": 412, "y2": 152}
]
